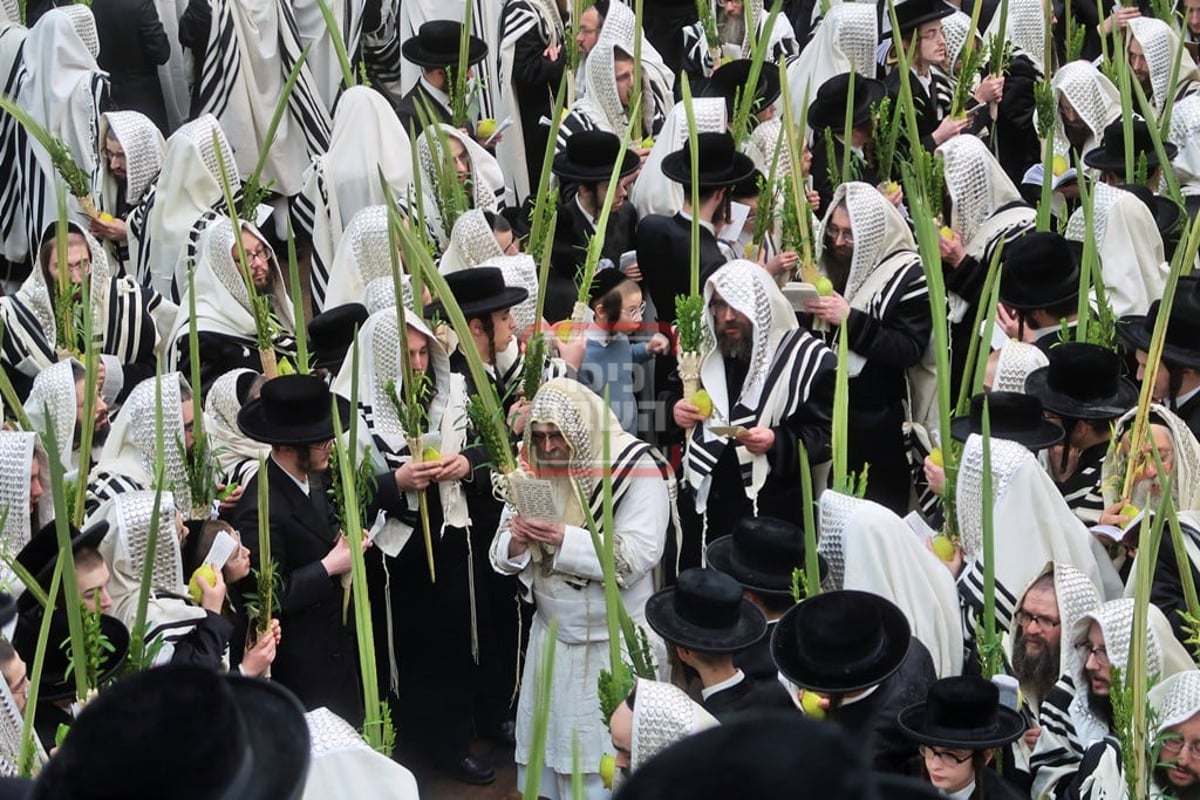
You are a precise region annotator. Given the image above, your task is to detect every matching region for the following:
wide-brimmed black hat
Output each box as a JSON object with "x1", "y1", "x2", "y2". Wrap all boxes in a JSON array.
[
  {"x1": 307, "y1": 303, "x2": 369, "y2": 371},
  {"x1": 237, "y1": 374, "x2": 352, "y2": 446},
  {"x1": 1117, "y1": 275, "x2": 1200, "y2": 369},
  {"x1": 30, "y1": 665, "x2": 310, "y2": 800},
  {"x1": 706, "y1": 516, "x2": 826, "y2": 597},
  {"x1": 808, "y1": 72, "x2": 888, "y2": 132},
  {"x1": 772, "y1": 590, "x2": 911, "y2": 694},
  {"x1": 997, "y1": 232, "x2": 1080, "y2": 311},
  {"x1": 12, "y1": 610, "x2": 129, "y2": 703},
  {"x1": 424, "y1": 265, "x2": 529, "y2": 321},
  {"x1": 704, "y1": 60, "x2": 782, "y2": 120},
  {"x1": 14, "y1": 521, "x2": 110, "y2": 613},
  {"x1": 645, "y1": 568, "x2": 767, "y2": 653},
  {"x1": 401, "y1": 20, "x2": 488, "y2": 69},
  {"x1": 1117, "y1": 183, "x2": 1185, "y2": 254},
  {"x1": 552, "y1": 130, "x2": 640, "y2": 183},
  {"x1": 1025, "y1": 342, "x2": 1139, "y2": 420},
  {"x1": 1083, "y1": 118, "x2": 1178, "y2": 176},
  {"x1": 950, "y1": 391, "x2": 1065, "y2": 450},
  {"x1": 660, "y1": 132, "x2": 757, "y2": 189},
  {"x1": 897, "y1": 676, "x2": 1025, "y2": 750},
  {"x1": 884, "y1": 0, "x2": 957, "y2": 36}
]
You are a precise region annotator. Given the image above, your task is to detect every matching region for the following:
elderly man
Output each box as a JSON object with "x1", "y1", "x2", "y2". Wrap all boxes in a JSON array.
[
  {"x1": 802, "y1": 182, "x2": 933, "y2": 513},
  {"x1": 490, "y1": 377, "x2": 672, "y2": 800},
  {"x1": 673, "y1": 259, "x2": 835, "y2": 561}
]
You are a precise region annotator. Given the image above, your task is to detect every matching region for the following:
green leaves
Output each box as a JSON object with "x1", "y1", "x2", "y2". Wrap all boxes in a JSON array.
[{"x1": 674, "y1": 294, "x2": 705, "y2": 354}]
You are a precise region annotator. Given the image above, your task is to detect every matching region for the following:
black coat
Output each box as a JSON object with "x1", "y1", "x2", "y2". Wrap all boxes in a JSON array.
[
  {"x1": 394, "y1": 81, "x2": 453, "y2": 139},
  {"x1": 636, "y1": 212, "x2": 726, "y2": 326},
  {"x1": 1175, "y1": 391, "x2": 1200, "y2": 443},
  {"x1": 734, "y1": 621, "x2": 778, "y2": 684},
  {"x1": 231, "y1": 458, "x2": 364, "y2": 725},
  {"x1": 503, "y1": 0, "x2": 566, "y2": 197},
  {"x1": 92, "y1": 0, "x2": 171, "y2": 133},
  {"x1": 548, "y1": 196, "x2": 638, "y2": 321},
  {"x1": 702, "y1": 674, "x2": 794, "y2": 722}
]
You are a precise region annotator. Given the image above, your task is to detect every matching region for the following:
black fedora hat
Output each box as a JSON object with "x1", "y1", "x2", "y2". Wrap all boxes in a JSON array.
[
  {"x1": 645, "y1": 568, "x2": 767, "y2": 653},
  {"x1": 12, "y1": 610, "x2": 129, "y2": 703},
  {"x1": 997, "y1": 232, "x2": 1080, "y2": 311},
  {"x1": 771, "y1": 589, "x2": 911, "y2": 694},
  {"x1": 1024, "y1": 342, "x2": 1139, "y2": 419},
  {"x1": 552, "y1": 130, "x2": 640, "y2": 183},
  {"x1": 1083, "y1": 118, "x2": 1178, "y2": 176},
  {"x1": 401, "y1": 20, "x2": 488, "y2": 69},
  {"x1": 808, "y1": 72, "x2": 888, "y2": 132},
  {"x1": 237, "y1": 374, "x2": 352, "y2": 446},
  {"x1": 14, "y1": 521, "x2": 110, "y2": 613},
  {"x1": 424, "y1": 265, "x2": 529, "y2": 321},
  {"x1": 706, "y1": 515, "x2": 827, "y2": 596},
  {"x1": 307, "y1": 303, "x2": 369, "y2": 371},
  {"x1": 950, "y1": 391, "x2": 1065, "y2": 450},
  {"x1": 704, "y1": 60, "x2": 782, "y2": 120},
  {"x1": 1116, "y1": 183, "x2": 1185, "y2": 255},
  {"x1": 660, "y1": 132, "x2": 757, "y2": 189},
  {"x1": 30, "y1": 665, "x2": 310, "y2": 800},
  {"x1": 884, "y1": 0, "x2": 957, "y2": 37},
  {"x1": 1117, "y1": 275, "x2": 1200, "y2": 369},
  {"x1": 897, "y1": 676, "x2": 1025, "y2": 750}
]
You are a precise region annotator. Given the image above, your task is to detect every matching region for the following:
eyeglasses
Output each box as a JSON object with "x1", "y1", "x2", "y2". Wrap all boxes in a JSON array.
[
  {"x1": 709, "y1": 298, "x2": 731, "y2": 315},
  {"x1": 621, "y1": 302, "x2": 646, "y2": 319},
  {"x1": 577, "y1": 25, "x2": 599, "y2": 35},
  {"x1": 918, "y1": 745, "x2": 973, "y2": 766},
  {"x1": 825, "y1": 223, "x2": 854, "y2": 245},
  {"x1": 1075, "y1": 642, "x2": 1110, "y2": 665},
  {"x1": 1014, "y1": 609, "x2": 1061, "y2": 629},
  {"x1": 309, "y1": 440, "x2": 334, "y2": 452},
  {"x1": 244, "y1": 246, "x2": 270, "y2": 265},
  {"x1": 1161, "y1": 735, "x2": 1200, "y2": 762},
  {"x1": 101, "y1": 148, "x2": 126, "y2": 163}
]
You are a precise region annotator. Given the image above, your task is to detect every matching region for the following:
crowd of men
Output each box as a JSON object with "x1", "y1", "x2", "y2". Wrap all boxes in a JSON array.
[{"x1": 4, "y1": 0, "x2": 1200, "y2": 795}]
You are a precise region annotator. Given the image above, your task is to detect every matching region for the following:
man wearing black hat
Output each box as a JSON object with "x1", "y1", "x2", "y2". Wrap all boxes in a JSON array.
[
  {"x1": 645, "y1": 568, "x2": 791, "y2": 720},
  {"x1": 1119, "y1": 277, "x2": 1200, "y2": 440},
  {"x1": 636, "y1": 131, "x2": 757, "y2": 325},
  {"x1": 807, "y1": 73, "x2": 889, "y2": 215},
  {"x1": 306, "y1": 303, "x2": 370, "y2": 378},
  {"x1": 1085, "y1": 117, "x2": 1180, "y2": 190},
  {"x1": 772, "y1": 589, "x2": 937, "y2": 774},
  {"x1": 1025, "y1": 343, "x2": 1138, "y2": 524},
  {"x1": 395, "y1": 21, "x2": 490, "y2": 138},
  {"x1": 950, "y1": 391, "x2": 1065, "y2": 454},
  {"x1": 997, "y1": 232, "x2": 1080, "y2": 352},
  {"x1": 703, "y1": 59, "x2": 781, "y2": 132},
  {"x1": 548, "y1": 130, "x2": 641, "y2": 322}
]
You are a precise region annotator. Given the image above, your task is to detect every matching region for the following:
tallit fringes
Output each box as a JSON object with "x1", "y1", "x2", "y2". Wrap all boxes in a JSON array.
[
  {"x1": 462, "y1": 522, "x2": 480, "y2": 665},
  {"x1": 700, "y1": 511, "x2": 708, "y2": 568},
  {"x1": 510, "y1": 593, "x2": 523, "y2": 707},
  {"x1": 383, "y1": 556, "x2": 400, "y2": 696}
]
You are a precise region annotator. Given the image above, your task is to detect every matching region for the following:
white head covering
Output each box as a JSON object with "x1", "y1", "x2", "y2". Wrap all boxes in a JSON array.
[
  {"x1": 1152, "y1": 671, "x2": 1200, "y2": 738},
  {"x1": 364, "y1": 275, "x2": 416, "y2": 317},
  {"x1": 438, "y1": 209, "x2": 505, "y2": 274},
  {"x1": 1052, "y1": 61, "x2": 1122, "y2": 160},
  {"x1": 942, "y1": 11, "x2": 977, "y2": 76},
  {"x1": 417, "y1": 124, "x2": 506, "y2": 249},
  {"x1": 786, "y1": 3, "x2": 878, "y2": 123},
  {"x1": 571, "y1": 8, "x2": 655, "y2": 138},
  {"x1": 140, "y1": 114, "x2": 240, "y2": 295},
  {"x1": 578, "y1": 0, "x2": 674, "y2": 114},
  {"x1": 480, "y1": 254, "x2": 540, "y2": 335},
  {"x1": 1064, "y1": 182, "x2": 1167, "y2": 316},
  {"x1": 991, "y1": 339, "x2": 1049, "y2": 393},
  {"x1": 985, "y1": 0, "x2": 1047, "y2": 74},
  {"x1": 1102, "y1": 405, "x2": 1200, "y2": 513},
  {"x1": 26, "y1": 360, "x2": 81, "y2": 475},
  {"x1": 0, "y1": 431, "x2": 37, "y2": 553},
  {"x1": 300, "y1": 86, "x2": 414, "y2": 311},
  {"x1": 204, "y1": 368, "x2": 269, "y2": 486},
  {"x1": 1169, "y1": 95, "x2": 1200, "y2": 193},
  {"x1": 98, "y1": 111, "x2": 166, "y2": 213},
  {"x1": 0, "y1": 671, "x2": 43, "y2": 776},
  {"x1": 938, "y1": 135, "x2": 1026, "y2": 252},
  {"x1": 629, "y1": 679, "x2": 720, "y2": 771},
  {"x1": 304, "y1": 707, "x2": 420, "y2": 799},
  {"x1": 817, "y1": 181, "x2": 917, "y2": 304},
  {"x1": 629, "y1": 98, "x2": 728, "y2": 219},
  {"x1": 745, "y1": 117, "x2": 792, "y2": 179},
  {"x1": 1004, "y1": 562, "x2": 1102, "y2": 686},
  {"x1": 817, "y1": 489, "x2": 964, "y2": 677},
  {"x1": 1128, "y1": 16, "x2": 1200, "y2": 115},
  {"x1": 324, "y1": 205, "x2": 400, "y2": 310}
]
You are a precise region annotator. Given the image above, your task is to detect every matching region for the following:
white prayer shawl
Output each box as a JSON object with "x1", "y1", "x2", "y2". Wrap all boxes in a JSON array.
[
  {"x1": 91, "y1": 373, "x2": 194, "y2": 513},
  {"x1": 984, "y1": 0, "x2": 1047, "y2": 75},
  {"x1": 955, "y1": 434, "x2": 1109, "y2": 652},
  {"x1": 137, "y1": 115, "x2": 240, "y2": 296},
  {"x1": 303, "y1": 708, "x2": 420, "y2": 800},
  {"x1": 480, "y1": 254, "x2": 540, "y2": 336},
  {"x1": 438, "y1": 208, "x2": 505, "y2": 273},
  {"x1": 92, "y1": 491, "x2": 214, "y2": 667},
  {"x1": 1051, "y1": 61, "x2": 1121, "y2": 162},
  {"x1": 190, "y1": 0, "x2": 331, "y2": 196},
  {"x1": 786, "y1": 3, "x2": 877, "y2": 123},
  {"x1": 575, "y1": 0, "x2": 674, "y2": 112},
  {"x1": 817, "y1": 489, "x2": 964, "y2": 677},
  {"x1": 295, "y1": 87, "x2": 414, "y2": 311},
  {"x1": 1169, "y1": 95, "x2": 1200, "y2": 194},
  {"x1": 1065, "y1": 182, "x2": 1167, "y2": 317},
  {"x1": 25, "y1": 361, "x2": 81, "y2": 477},
  {"x1": 98, "y1": 111, "x2": 166, "y2": 275},
  {"x1": 0, "y1": 661, "x2": 43, "y2": 776},
  {"x1": 204, "y1": 367, "x2": 270, "y2": 488},
  {"x1": 1128, "y1": 17, "x2": 1200, "y2": 116},
  {"x1": 744, "y1": 117, "x2": 793, "y2": 180},
  {"x1": 153, "y1": 0, "x2": 192, "y2": 130},
  {"x1": 322, "y1": 205, "x2": 404, "y2": 310},
  {"x1": 417, "y1": 124, "x2": 506, "y2": 249},
  {"x1": 1031, "y1": 599, "x2": 1195, "y2": 800},
  {"x1": 629, "y1": 679, "x2": 720, "y2": 771},
  {"x1": 991, "y1": 339, "x2": 1049, "y2": 393},
  {"x1": 0, "y1": 21, "x2": 30, "y2": 261},
  {"x1": 1102, "y1": 405, "x2": 1200, "y2": 514},
  {"x1": 683, "y1": 0, "x2": 797, "y2": 79},
  {"x1": 684, "y1": 260, "x2": 834, "y2": 512},
  {"x1": 0, "y1": 0, "x2": 17, "y2": 24},
  {"x1": 292, "y1": 0, "x2": 366, "y2": 111},
  {"x1": 496, "y1": 0, "x2": 564, "y2": 201},
  {"x1": 629, "y1": 98, "x2": 727, "y2": 219},
  {"x1": 0, "y1": 431, "x2": 36, "y2": 559}
]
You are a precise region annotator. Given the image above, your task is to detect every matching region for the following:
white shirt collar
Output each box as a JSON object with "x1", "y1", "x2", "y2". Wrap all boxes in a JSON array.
[
  {"x1": 839, "y1": 683, "x2": 880, "y2": 707},
  {"x1": 418, "y1": 76, "x2": 452, "y2": 111},
  {"x1": 271, "y1": 453, "x2": 310, "y2": 496},
  {"x1": 1177, "y1": 384, "x2": 1200, "y2": 407},
  {"x1": 947, "y1": 781, "x2": 977, "y2": 799},
  {"x1": 679, "y1": 209, "x2": 716, "y2": 235},
  {"x1": 575, "y1": 195, "x2": 599, "y2": 229},
  {"x1": 701, "y1": 669, "x2": 745, "y2": 701}
]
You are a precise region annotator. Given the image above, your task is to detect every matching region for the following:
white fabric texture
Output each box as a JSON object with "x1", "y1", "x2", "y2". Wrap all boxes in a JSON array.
[
  {"x1": 417, "y1": 123, "x2": 506, "y2": 248},
  {"x1": 1052, "y1": 61, "x2": 1122, "y2": 161},
  {"x1": 1065, "y1": 182, "x2": 1167, "y2": 317},
  {"x1": 938, "y1": 135, "x2": 1026, "y2": 254},
  {"x1": 323, "y1": 205, "x2": 401, "y2": 310},
  {"x1": 629, "y1": 98, "x2": 728, "y2": 219},
  {"x1": 1152, "y1": 670, "x2": 1200, "y2": 735},
  {"x1": 992, "y1": 339, "x2": 1049, "y2": 393},
  {"x1": 985, "y1": 0, "x2": 1047, "y2": 74},
  {"x1": 817, "y1": 489, "x2": 964, "y2": 677},
  {"x1": 99, "y1": 111, "x2": 166, "y2": 211},
  {"x1": 0, "y1": 431, "x2": 36, "y2": 558},
  {"x1": 1102, "y1": 405, "x2": 1200, "y2": 513},
  {"x1": 1128, "y1": 16, "x2": 1200, "y2": 115},
  {"x1": 786, "y1": 3, "x2": 878, "y2": 123},
  {"x1": 204, "y1": 367, "x2": 269, "y2": 487},
  {"x1": 25, "y1": 360, "x2": 80, "y2": 475},
  {"x1": 438, "y1": 208, "x2": 505, "y2": 273},
  {"x1": 303, "y1": 708, "x2": 420, "y2": 800},
  {"x1": 630, "y1": 678, "x2": 719, "y2": 770},
  {"x1": 1170, "y1": 95, "x2": 1200, "y2": 194}
]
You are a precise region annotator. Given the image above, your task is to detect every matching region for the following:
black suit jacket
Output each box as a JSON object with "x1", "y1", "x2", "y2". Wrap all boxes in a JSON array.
[
  {"x1": 702, "y1": 674, "x2": 794, "y2": 722},
  {"x1": 395, "y1": 82, "x2": 453, "y2": 138},
  {"x1": 548, "y1": 196, "x2": 638, "y2": 321},
  {"x1": 92, "y1": 0, "x2": 171, "y2": 132},
  {"x1": 636, "y1": 212, "x2": 726, "y2": 325}
]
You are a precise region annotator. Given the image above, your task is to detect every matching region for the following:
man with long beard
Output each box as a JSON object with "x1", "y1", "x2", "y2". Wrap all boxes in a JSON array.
[{"x1": 1152, "y1": 672, "x2": 1200, "y2": 798}]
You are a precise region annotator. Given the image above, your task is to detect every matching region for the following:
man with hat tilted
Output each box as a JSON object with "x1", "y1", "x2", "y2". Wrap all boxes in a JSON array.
[
  {"x1": 772, "y1": 589, "x2": 936, "y2": 774},
  {"x1": 636, "y1": 131, "x2": 758, "y2": 325},
  {"x1": 548, "y1": 131, "x2": 641, "y2": 323},
  {"x1": 645, "y1": 567, "x2": 790, "y2": 721},
  {"x1": 1025, "y1": 343, "x2": 1139, "y2": 524},
  {"x1": 395, "y1": 20, "x2": 490, "y2": 138},
  {"x1": 996, "y1": 231, "x2": 1081, "y2": 352}
]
